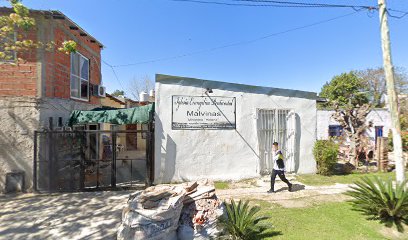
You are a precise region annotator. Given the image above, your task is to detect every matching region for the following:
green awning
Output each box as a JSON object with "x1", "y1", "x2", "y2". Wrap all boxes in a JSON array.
[{"x1": 68, "y1": 104, "x2": 154, "y2": 126}]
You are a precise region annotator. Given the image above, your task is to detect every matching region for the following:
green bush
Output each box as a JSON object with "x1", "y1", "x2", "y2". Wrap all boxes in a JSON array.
[
  {"x1": 346, "y1": 177, "x2": 408, "y2": 232},
  {"x1": 313, "y1": 140, "x2": 339, "y2": 175},
  {"x1": 219, "y1": 199, "x2": 270, "y2": 240}
]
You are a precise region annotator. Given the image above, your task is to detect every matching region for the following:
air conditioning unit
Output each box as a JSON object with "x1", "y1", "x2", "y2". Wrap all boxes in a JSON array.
[
  {"x1": 92, "y1": 84, "x2": 106, "y2": 97},
  {"x1": 96, "y1": 85, "x2": 106, "y2": 97}
]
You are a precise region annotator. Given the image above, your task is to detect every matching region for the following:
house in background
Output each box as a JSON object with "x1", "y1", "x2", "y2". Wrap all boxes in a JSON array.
[
  {"x1": 99, "y1": 93, "x2": 153, "y2": 154},
  {"x1": 0, "y1": 7, "x2": 105, "y2": 193},
  {"x1": 125, "y1": 97, "x2": 142, "y2": 108},
  {"x1": 317, "y1": 108, "x2": 391, "y2": 141},
  {"x1": 99, "y1": 93, "x2": 149, "y2": 160},
  {"x1": 101, "y1": 92, "x2": 154, "y2": 109},
  {"x1": 101, "y1": 93, "x2": 126, "y2": 109}
]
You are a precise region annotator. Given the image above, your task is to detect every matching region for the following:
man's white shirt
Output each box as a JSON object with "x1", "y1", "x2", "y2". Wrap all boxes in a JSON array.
[{"x1": 273, "y1": 149, "x2": 285, "y2": 171}]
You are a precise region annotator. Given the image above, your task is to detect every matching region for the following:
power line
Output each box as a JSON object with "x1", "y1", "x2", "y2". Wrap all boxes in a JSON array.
[
  {"x1": 112, "y1": 10, "x2": 362, "y2": 68},
  {"x1": 105, "y1": 3, "x2": 406, "y2": 69},
  {"x1": 387, "y1": 8, "x2": 408, "y2": 19},
  {"x1": 171, "y1": 0, "x2": 308, "y2": 7},
  {"x1": 170, "y1": 0, "x2": 377, "y2": 10},
  {"x1": 170, "y1": 0, "x2": 407, "y2": 18},
  {"x1": 171, "y1": 0, "x2": 321, "y2": 7},
  {"x1": 235, "y1": 0, "x2": 376, "y2": 9},
  {"x1": 171, "y1": 0, "x2": 297, "y2": 7},
  {"x1": 102, "y1": 60, "x2": 126, "y2": 90}
]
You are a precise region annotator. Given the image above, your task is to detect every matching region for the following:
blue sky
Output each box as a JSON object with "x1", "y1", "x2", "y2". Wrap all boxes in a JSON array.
[{"x1": 3, "y1": 0, "x2": 408, "y2": 96}]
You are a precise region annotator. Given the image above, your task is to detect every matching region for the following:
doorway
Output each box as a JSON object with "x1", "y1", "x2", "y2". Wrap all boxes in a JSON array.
[{"x1": 257, "y1": 109, "x2": 296, "y2": 174}]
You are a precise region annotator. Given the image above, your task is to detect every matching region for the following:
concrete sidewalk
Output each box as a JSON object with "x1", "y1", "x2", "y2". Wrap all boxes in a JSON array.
[{"x1": 0, "y1": 191, "x2": 131, "y2": 240}]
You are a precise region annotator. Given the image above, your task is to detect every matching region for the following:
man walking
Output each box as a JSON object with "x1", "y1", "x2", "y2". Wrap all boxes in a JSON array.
[{"x1": 267, "y1": 142, "x2": 293, "y2": 193}]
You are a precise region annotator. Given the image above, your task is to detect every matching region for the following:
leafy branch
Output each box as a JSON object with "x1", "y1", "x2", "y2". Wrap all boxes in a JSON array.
[{"x1": 0, "y1": 0, "x2": 76, "y2": 63}]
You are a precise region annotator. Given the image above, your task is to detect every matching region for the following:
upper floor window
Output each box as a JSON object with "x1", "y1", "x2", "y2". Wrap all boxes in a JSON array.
[{"x1": 70, "y1": 52, "x2": 89, "y2": 101}]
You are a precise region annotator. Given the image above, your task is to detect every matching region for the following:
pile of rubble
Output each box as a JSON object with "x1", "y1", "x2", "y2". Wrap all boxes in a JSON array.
[{"x1": 117, "y1": 180, "x2": 225, "y2": 240}]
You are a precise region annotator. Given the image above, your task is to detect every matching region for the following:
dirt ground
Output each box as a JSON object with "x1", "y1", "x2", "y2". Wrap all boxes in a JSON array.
[
  {"x1": 216, "y1": 175, "x2": 352, "y2": 208},
  {"x1": 0, "y1": 177, "x2": 353, "y2": 240}
]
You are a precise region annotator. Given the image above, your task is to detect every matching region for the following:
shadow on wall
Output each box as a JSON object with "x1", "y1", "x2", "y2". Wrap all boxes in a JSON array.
[
  {"x1": 232, "y1": 112, "x2": 260, "y2": 160},
  {"x1": 156, "y1": 116, "x2": 177, "y2": 183},
  {"x1": 206, "y1": 94, "x2": 260, "y2": 173},
  {"x1": 0, "y1": 109, "x2": 39, "y2": 193},
  {"x1": 294, "y1": 113, "x2": 301, "y2": 172},
  {"x1": 161, "y1": 135, "x2": 176, "y2": 183},
  {"x1": 8, "y1": 111, "x2": 36, "y2": 141}
]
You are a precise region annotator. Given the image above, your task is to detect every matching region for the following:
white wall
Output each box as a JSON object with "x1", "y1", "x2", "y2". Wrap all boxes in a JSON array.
[
  {"x1": 317, "y1": 109, "x2": 391, "y2": 140},
  {"x1": 154, "y1": 74, "x2": 317, "y2": 184},
  {"x1": 367, "y1": 109, "x2": 392, "y2": 136}
]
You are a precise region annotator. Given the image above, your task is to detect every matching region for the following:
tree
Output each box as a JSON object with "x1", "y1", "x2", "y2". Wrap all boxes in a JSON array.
[
  {"x1": 319, "y1": 72, "x2": 369, "y2": 108},
  {"x1": 0, "y1": 0, "x2": 76, "y2": 62},
  {"x1": 111, "y1": 90, "x2": 125, "y2": 97},
  {"x1": 355, "y1": 67, "x2": 408, "y2": 108},
  {"x1": 129, "y1": 75, "x2": 154, "y2": 100},
  {"x1": 319, "y1": 72, "x2": 372, "y2": 166},
  {"x1": 332, "y1": 103, "x2": 371, "y2": 165}
]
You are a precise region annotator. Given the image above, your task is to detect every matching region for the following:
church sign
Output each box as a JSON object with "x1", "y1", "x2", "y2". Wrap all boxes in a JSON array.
[{"x1": 172, "y1": 95, "x2": 236, "y2": 130}]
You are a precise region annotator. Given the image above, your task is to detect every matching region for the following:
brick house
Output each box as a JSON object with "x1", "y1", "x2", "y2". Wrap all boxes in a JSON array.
[
  {"x1": 101, "y1": 93, "x2": 126, "y2": 109},
  {"x1": 0, "y1": 8, "x2": 105, "y2": 192}
]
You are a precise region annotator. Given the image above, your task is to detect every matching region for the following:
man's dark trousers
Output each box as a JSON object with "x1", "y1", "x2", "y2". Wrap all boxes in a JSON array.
[{"x1": 270, "y1": 169, "x2": 291, "y2": 191}]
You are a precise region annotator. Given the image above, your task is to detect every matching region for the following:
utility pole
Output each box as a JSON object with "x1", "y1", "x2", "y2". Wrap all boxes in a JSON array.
[{"x1": 378, "y1": 0, "x2": 405, "y2": 182}]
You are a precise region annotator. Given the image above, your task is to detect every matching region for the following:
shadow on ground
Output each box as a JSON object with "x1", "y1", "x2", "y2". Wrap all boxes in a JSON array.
[
  {"x1": 0, "y1": 191, "x2": 131, "y2": 240},
  {"x1": 276, "y1": 183, "x2": 305, "y2": 193},
  {"x1": 258, "y1": 229, "x2": 283, "y2": 238}
]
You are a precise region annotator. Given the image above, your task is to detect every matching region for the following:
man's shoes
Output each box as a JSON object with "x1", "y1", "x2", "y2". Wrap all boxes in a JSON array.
[
  {"x1": 288, "y1": 183, "x2": 293, "y2": 192},
  {"x1": 267, "y1": 189, "x2": 275, "y2": 193}
]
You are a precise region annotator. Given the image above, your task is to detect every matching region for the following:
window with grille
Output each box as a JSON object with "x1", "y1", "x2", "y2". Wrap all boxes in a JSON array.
[{"x1": 257, "y1": 109, "x2": 296, "y2": 174}]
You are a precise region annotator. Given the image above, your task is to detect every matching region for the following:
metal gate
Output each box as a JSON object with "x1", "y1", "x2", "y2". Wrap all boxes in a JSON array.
[
  {"x1": 33, "y1": 128, "x2": 154, "y2": 192},
  {"x1": 257, "y1": 109, "x2": 296, "y2": 174}
]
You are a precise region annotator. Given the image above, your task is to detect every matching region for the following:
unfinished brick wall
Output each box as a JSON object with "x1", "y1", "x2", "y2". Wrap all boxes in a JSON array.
[
  {"x1": 0, "y1": 63, "x2": 38, "y2": 97},
  {"x1": 44, "y1": 19, "x2": 102, "y2": 104},
  {"x1": 0, "y1": 27, "x2": 38, "y2": 97},
  {"x1": 0, "y1": 9, "x2": 104, "y2": 192},
  {"x1": 0, "y1": 10, "x2": 102, "y2": 105}
]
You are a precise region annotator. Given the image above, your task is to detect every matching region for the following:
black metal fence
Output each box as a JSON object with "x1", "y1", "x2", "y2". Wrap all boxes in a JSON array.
[{"x1": 33, "y1": 129, "x2": 154, "y2": 192}]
